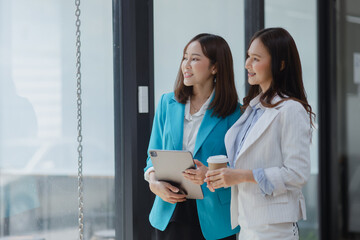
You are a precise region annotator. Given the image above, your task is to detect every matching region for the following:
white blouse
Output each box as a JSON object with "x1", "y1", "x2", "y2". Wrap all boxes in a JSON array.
[
  {"x1": 182, "y1": 90, "x2": 214, "y2": 154},
  {"x1": 144, "y1": 90, "x2": 214, "y2": 181}
]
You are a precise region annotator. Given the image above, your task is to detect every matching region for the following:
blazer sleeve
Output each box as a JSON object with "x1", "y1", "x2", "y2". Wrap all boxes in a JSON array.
[
  {"x1": 264, "y1": 101, "x2": 311, "y2": 197},
  {"x1": 144, "y1": 94, "x2": 166, "y2": 173}
]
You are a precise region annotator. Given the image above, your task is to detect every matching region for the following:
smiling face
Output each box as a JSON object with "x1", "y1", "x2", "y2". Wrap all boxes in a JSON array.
[
  {"x1": 182, "y1": 41, "x2": 216, "y2": 89},
  {"x1": 245, "y1": 38, "x2": 273, "y2": 93}
]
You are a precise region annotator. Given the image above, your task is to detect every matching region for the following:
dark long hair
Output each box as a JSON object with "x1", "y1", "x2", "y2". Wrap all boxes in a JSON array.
[
  {"x1": 174, "y1": 33, "x2": 238, "y2": 118},
  {"x1": 243, "y1": 27, "x2": 315, "y2": 125}
]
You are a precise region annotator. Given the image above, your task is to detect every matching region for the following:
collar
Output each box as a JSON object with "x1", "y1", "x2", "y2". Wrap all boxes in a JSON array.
[
  {"x1": 185, "y1": 89, "x2": 215, "y2": 119},
  {"x1": 249, "y1": 93, "x2": 284, "y2": 110},
  {"x1": 249, "y1": 94, "x2": 265, "y2": 110}
]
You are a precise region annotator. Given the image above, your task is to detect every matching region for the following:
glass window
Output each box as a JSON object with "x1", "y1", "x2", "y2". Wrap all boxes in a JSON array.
[
  {"x1": 265, "y1": 0, "x2": 319, "y2": 239},
  {"x1": 154, "y1": 0, "x2": 245, "y2": 106},
  {"x1": 336, "y1": 0, "x2": 360, "y2": 235},
  {"x1": 0, "y1": 0, "x2": 114, "y2": 239}
]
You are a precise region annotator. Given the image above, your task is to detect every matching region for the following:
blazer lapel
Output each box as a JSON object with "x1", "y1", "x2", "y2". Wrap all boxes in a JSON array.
[
  {"x1": 225, "y1": 107, "x2": 251, "y2": 162},
  {"x1": 168, "y1": 97, "x2": 185, "y2": 150},
  {"x1": 193, "y1": 108, "x2": 221, "y2": 157},
  {"x1": 236, "y1": 108, "x2": 279, "y2": 160}
]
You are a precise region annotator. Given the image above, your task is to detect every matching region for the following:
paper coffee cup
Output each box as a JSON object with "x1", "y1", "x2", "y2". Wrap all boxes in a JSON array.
[{"x1": 207, "y1": 155, "x2": 228, "y2": 170}]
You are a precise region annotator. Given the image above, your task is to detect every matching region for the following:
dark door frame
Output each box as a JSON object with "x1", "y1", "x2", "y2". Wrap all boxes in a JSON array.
[
  {"x1": 317, "y1": 0, "x2": 339, "y2": 239},
  {"x1": 113, "y1": 0, "x2": 154, "y2": 239},
  {"x1": 244, "y1": 0, "x2": 264, "y2": 93}
]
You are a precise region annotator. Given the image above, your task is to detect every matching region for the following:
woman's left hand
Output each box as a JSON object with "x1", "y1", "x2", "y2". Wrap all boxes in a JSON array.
[{"x1": 182, "y1": 159, "x2": 208, "y2": 185}]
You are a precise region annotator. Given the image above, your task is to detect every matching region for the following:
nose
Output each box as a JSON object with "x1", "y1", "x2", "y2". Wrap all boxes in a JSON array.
[
  {"x1": 245, "y1": 58, "x2": 251, "y2": 70},
  {"x1": 184, "y1": 59, "x2": 191, "y2": 69}
]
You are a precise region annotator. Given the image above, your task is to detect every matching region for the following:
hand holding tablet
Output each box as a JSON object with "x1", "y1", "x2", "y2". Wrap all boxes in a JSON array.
[{"x1": 149, "y1": 150, "x2": 204, "y2": 199}]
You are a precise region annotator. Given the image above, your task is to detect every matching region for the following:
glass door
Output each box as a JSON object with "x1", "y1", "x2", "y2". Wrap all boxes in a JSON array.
[
  {"x1": 0, "y1": 1, "x2": 115, "y2": 239},
  {"x1": 265, "y1": 1, "x2": 319, "y2": 239}
]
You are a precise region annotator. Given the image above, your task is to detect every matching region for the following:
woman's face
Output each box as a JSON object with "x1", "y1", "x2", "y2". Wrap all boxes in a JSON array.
[
  {"x1": 245, "y1": 38, "x2": 273, "y2": 92},
  {"x1": 182, "y1": 41, "x2": 216, "y2": 88}
]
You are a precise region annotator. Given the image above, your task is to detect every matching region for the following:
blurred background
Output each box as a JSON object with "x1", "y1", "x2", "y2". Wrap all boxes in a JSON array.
[{"x1": 0, "y1": 0, "x2": 359, "y2": 240}]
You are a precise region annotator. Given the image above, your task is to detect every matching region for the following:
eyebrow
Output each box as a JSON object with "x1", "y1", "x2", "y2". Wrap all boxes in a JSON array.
[
  {"x1": 247, "y1": 52, "x2": 262, "y2": 58},
  {"x1": 184, "y1": 53, "x2": 202, "y2": 57}
]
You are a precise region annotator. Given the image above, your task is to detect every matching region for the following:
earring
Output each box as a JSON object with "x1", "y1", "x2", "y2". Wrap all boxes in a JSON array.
[{"x1": 213, "y1": 76, "x2": 216, "y2": 83}]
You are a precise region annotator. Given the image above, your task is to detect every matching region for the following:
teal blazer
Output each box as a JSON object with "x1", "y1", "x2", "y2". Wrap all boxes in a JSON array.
[{"x1": 144, "y1": 92, "x2": 241, "y2": 240}]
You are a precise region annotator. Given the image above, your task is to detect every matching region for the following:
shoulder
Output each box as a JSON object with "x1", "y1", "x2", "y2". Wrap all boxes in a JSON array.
[
  {"x1": 276, "y1": 99, "x2": 309, "y2": 124},
  {"x1": 234, "y1": 102, "x2": 242, "y2": 118},
  {"x1": 277, "y1": 99, "x2": 306, "y2": 113},
  {"x1": 222, "y1": 102, "x2": 242, "y2": 124},
  {"x1": 157, "y1": 92, "x2": 177, "y2": 107},
  {"x1": 161, "y1": 92, "x2": 176, "y2": 102}
]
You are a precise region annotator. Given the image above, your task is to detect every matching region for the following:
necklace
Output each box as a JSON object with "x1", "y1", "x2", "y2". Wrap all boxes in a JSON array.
[
  {"x1": 191, "y1": 101, "x2": 201, "y2": 113},
  {"x1": 190, "y1": 94, "x2": 211, "y2": 113}
]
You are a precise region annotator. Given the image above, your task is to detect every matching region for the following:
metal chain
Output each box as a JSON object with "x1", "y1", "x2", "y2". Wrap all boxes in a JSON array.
[{"x1": 75, "y1": 0, "x2": 84, "y2": 239}]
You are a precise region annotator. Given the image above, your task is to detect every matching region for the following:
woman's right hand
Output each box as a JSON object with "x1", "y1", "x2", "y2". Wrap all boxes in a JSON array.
[
  {"x1": 204, "y1": 168, "x2": 256, "y2": 192},
  {"x1": 149, "y1": 171, "x2": 187, "y2": 204}
]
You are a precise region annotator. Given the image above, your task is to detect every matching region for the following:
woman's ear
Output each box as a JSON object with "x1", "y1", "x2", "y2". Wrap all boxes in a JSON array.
[
  {"x1": 280, "y1": 61, "x2": 285, "y2": 71},
  {"x1": 212, "y1": 64, "x2": 218, "y2": 75}
]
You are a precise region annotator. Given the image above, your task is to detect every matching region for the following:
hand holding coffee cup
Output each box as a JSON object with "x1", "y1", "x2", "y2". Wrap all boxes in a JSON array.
[
  {"x1": 205, "y1": 155, "x2": 229, "y2": 192},
  {"x1": 207, "y1": 155, "x2": 228, "y2": 170}
]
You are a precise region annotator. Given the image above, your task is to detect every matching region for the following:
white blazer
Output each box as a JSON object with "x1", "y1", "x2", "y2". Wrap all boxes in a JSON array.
[{"x1": 226, "y1": 94, "x2": 311, "y2": 229}]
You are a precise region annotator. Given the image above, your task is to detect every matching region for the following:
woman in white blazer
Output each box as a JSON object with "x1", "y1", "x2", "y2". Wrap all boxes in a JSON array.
[{"x1": 205, "y1": 28, "x2": 315, "y2": 240}]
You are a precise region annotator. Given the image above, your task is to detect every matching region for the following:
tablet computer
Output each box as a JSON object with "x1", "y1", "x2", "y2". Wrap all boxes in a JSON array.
[{"x1": 149, "y1": 150, "x2": 204, "y2": 199}]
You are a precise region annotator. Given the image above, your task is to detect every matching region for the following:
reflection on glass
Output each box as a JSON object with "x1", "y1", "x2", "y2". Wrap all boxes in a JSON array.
[
  {"x1": 265, "y1": 0, "x2": 319, "y2": 239},
  {"x1": 337, "y1": 0, "x2": 360, "y2": 234},
  {"x1": 0, "y1": 0, "x2": 114, "y2": 239}
]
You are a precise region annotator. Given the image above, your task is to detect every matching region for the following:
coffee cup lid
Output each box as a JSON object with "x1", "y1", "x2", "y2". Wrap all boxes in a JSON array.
[{"x1": 207, "y1": 155, "x2": 228, "y2": 163}]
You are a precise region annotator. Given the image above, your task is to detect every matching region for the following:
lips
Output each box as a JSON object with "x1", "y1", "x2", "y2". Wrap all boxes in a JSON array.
[
  {"x1": 248, "y1": 72, "x2": 256, "y2": 77},
  {"x1": 184, "y1": 72, "x2": 193, "y2": 78}
]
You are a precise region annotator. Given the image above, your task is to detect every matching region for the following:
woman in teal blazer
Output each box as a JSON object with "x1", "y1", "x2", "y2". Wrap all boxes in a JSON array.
[{"x1": 144, "y1": 34, "x2": 241, "y2": 240}]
